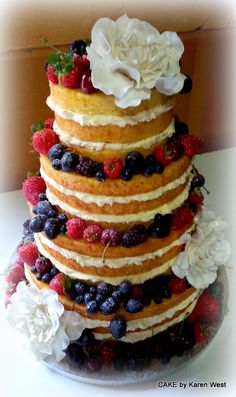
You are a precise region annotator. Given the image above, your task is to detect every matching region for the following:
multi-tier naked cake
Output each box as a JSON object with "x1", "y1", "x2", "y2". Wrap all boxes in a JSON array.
[{"x1": 5, "y1": 16, "x2": 230, "y2": 371}]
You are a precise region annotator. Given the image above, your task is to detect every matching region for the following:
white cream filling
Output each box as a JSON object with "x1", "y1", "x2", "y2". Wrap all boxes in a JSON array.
[
  {"x1": 93, "y1": 298, "x2": 199, "y2": 343},
  {"x1": 35, "y1": 224, "x2": 194, "y2": 268},
  {"x1": 46, "y1": 95, "x2": 175, "y2": 127},
  {"x1": 41, "y1": 164, "x2": 192, "y2": 207},
  {"x1": 53, "y1": 119, "x2": 175, "y2": 151},
  {"x1": 33, "y1": 236, "x2": 180, "y2": 284},
  {"x1": 45, "y1": 179, "x2": 191, "y2": 223}
]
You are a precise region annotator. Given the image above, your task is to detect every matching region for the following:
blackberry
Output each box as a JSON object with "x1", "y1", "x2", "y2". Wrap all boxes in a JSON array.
[
  {"x1": 147, "y1": 222, "x2": 170, "y2": 238},
  {"x1": 76, "y1": 156, "x2": 98, "y2": 177},
  {"x1": 125, "y1": 151, "x2": 145, "y2": 174},
  {"x1": 122, "y1": 224, "x2": 148, "y2": 247},
  {"x1": 35, "y1": 257, "x2": 52, "y2": 274},
  {"x1": 61, "y1": 152, "x2": 78, "y2": 172},
  {"x1": 120, "y1": 167, "x2": 133, "y2": 181},
  {"x1": 110, "y1": 315, "x2": 126, "y2": 339},
  {"x1": 44, "y1": 218, "x2": 60, "y2": 239},
  {"x1": 69, "y1": 39, "x2": 87, "y2": 56},
  {"x1": 174, "y1": 118, "x2": 189, "y2": 135},
  {"x1": 48, "y1": 144, "x2": 65, "y2": 162},
  {"x1": 52, "y1": 159, "x2": 61, "y2": 170}
]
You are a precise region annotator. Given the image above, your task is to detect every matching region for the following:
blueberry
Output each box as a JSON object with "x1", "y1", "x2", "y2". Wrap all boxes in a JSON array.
[
  {"x1": 180, "y1": 75, "x2": 192, "y2": 94},
  {"x1": 57, "y1": 213, "x2": 68, "y2": 223},
  {"x1": 52, "y1": 159, "x2": 61, "y2": 170},
  {"x1": 174, "y1": 118, "x2": 189, "y2": 135},
  {"x1": 61, "y1": 152, "x2": 78, "y2": 172},
  {"x1": 86, "y1": 300, "x2": 99, "y2": 314},
  {"x1": 36, "y1": 200, "x2": 54, "y2": 216},
  {"x1": 29, "y1": 215, "x2": 47, "y2": 233},
  {"x1": 84, "y1": 292, "x2": 94, "y2": 304},
  {"x1": 69, "y1": 39, "x2": 87, "y2": 56},
  {"x1": 111, "y1": 290, "x2": 122, "y2": 303},
  {"x1": 38, "y1": 193, "x2": 47, "y2": 201},
  {"x1": 191, "y1": 174, "x2": 205, "y2": 190},
  {"x1": 36, "y1": 273, "x2": 43, "y2": 280},
  {"x1": 42, "y1": 273, "x2": 52, "y2": 283},
  {"x1": 161, "y1": 287, "x2": 172, "y2": 299},
  {"x1": 110, "y1": 315, "x2": 126, "y2": 339},
  {"x1": 23, "y1": 219, "x2": 31, "y2": 236},
  {"x1": 50, "y1": 267, "x2": 59, "y2": 277},
  {"x1": 155, "y1": 162, "x2": 164, "y2": 174},
  {"x1": 97, "y1": 282, "x2": 113, "y2": 297},
  {"x1": 75, "y1": 281, "x2": 86, "y2": 295},
  {"x1": 67, "y1": 288, "x2": 77, "y2": 300},
  {"x1": 144, "y1": 165, "x2": 155, "y2": 176},
  {"x1": 147, "y1": 222, "x2": 170, "y2": 238},
  {"x1": 75, "y1": 329, "x2": 95, "y2": 347},
  {"x1": 59, "y1": 224, "x2": 67, "y2": 234},
  {"x1": 152, "y1": 291, "x2": 163, "y2": 304},
  {"x1": 100, "y1": 297, "x2": 118, "y2": 315},
  {"x1": 120, "y1": 167, "x2": 133, "y2": 181},
  {"x1": 125, "y1": 151, "x2": 145, "y2": 174},
  {"x1": 95, "y1": 294, "x2": 104, "y2": 304},
  {"x1": 44, "y1": 218, "x2": 60, "y2": 239},
  {"x1": 75, "y1": 295, "x2": 84, "y2": 304},
  {"x1": 95, "y1": 170, "x2": 106, "y2": 182},
  {"x1": 142, "y1": 294, "x2": 151, "y2": 306},
  {"x1": 144, "y1": 155, "x2": 157, "y2": 176},
  {"x1": 30, "y1": 265, "x2": 37, "y2": 273},
  {"x1": 89, "y1": 286, "x2": 97, "y2": 295},
  {"x1": 119, "y1": 280, "x2": 132, "y2": 296},
  {"x1": 124, "y1": 298, "x2": 143, "y2": 313},
  {"x1": 32, "y1": 206, "x2": 38, "y2": 214},
  {"x1": 48, "y1": 143, "x2": 65, "y2": 161}
]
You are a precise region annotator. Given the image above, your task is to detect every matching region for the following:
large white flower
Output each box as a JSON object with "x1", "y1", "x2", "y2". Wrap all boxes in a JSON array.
[
  {"x1": 6, "y1": 282, "x2": 86, "y2": 361},
  {"x1": 87, "y1": 15, "x2": 186, "y2": 108},
  {"x1": 172, "y1": 208, "x2": 231, "y2": 289}
]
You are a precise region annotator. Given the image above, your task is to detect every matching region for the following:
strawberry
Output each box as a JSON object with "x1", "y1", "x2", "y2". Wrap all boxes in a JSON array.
[
  {"x1": 194, "y1": 322, "x2": 210, "y2": 344},
  {"x1": 46, "y1": 64, "x2": 59, "y2": 84},
  {"x1": 22, "y1": 175, "x2": 46, "y2": 205},
  {"x1": 61, "y1": 66, "x2": 82, "y2": 89},
  {"x1": 179, "y1": 134, "x2": 204, "y2": 157},
  {"x1": 171, "y1": 207, "x2": 194, "y2": 230},
  {"x1": 168, "y1": 276, "x2": 187, "y2": 294},
  {"x1": 49, "y1": 272, "x2": 64, "y2": 295},
  {"x1": 100, "y1": 344, "x2": 115, "y2": 364},
  {"x1": 153, "y1": 147, "x2": 172, "y2": 166},
  {"x1": 188, "y1": 293, "x2": 221, "y2": 324},
  {"x1": 188, "y1": 189, "x2": 204, "y2": 206},
  {"x1": 49, "y1": 272, "x2": 73, "y2": 295},
  {"x1": 44, "y1": 118, "x2": 55, "y2": 129},
  {"x1": 32, "y1": 128, "x2": 59, "y2": 156},
  {"x1": 103, "y1": 158, "x2": 123, "y2": 179},
  {"x1": 66, "y1": 218, "x2": 86, "y2": 239},
  {"x1": 5, "y1": 265, "x2": 25, "y2": 285},
  {"x1": 18, "y1": 243, "x2": 38, "y2": 266},
  {"x1": 165, "y1": 138, "x2": 182, "y2": 161}
]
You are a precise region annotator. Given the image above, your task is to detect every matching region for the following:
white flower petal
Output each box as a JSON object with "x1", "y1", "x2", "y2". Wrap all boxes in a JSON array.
[
  {"x1": 115, "y1": 87, "x2": 151, "y2": 109},
  {"x1": 155, "y1": 73, "x2": 186, "y2": 95}
]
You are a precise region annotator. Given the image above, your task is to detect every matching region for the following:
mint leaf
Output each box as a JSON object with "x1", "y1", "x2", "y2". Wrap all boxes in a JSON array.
[
  {"x1": 31, "y1": 120, "x2": 45, "y2": 133},
  {"x1": 62, "y1": 275, "x2": 73, "y2": 292},
  {"x1": 48, "y1": 51, "x2": 61, "y2": 66},
  {"x1": 27, "y1": 170, "x2": 41, "y2": 178}
]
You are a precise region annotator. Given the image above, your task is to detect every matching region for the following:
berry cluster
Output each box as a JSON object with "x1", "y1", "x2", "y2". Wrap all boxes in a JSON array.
[{"x1": 45, "y1": 39, "x2": 96, "y2": 93}]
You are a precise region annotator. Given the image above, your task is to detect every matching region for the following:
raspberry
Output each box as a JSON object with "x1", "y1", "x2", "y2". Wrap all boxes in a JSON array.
[
  {"x1": 5, "y1": 265, "x2": 25, "y2": 285},
  {"x1": 83, "y1": 224, "x2": 102, "y2": 243},
  {"x1": 32, "y1": 128, "x2": 59, "y2": 156},
  {"x1": 61, "y1": 66, "x2": 82, "y2": 89},
  {"x1": 168, "y1": 276, "x2": 187, "y2": 294},
  {"x1": 22, "y1": 176, "x2": 46, "y2": 205},
  {"x1": 46, "y1": 64, "x2": 58, "y2": 84},
  {"x1": 179, "y1": 134, "x2": 204, "y2": 157},
  {"x1": 44, "y1": 118, "x2": 55, "y2": 129},
  {"x1": 66, "y1": 218, "x2": 86, "y2": 239},
  {"x1": 103, "y1": 158, "x2": 123, "y2": 179},
  {"x1": 171, "y1": 207, "x2": 194, "y2": 230},
  {"x1": 101, "y1": 228, "x2": 121, "y2": 246},
  {"x1": 18, "y1": 243, "x2": 38, "y2": 266},
  {"x1": 49, "y1": 272, "x2": 64, "y2": 295},
  {"x1": 76, "y1": 156, "x2": 99, "y2": 177}
]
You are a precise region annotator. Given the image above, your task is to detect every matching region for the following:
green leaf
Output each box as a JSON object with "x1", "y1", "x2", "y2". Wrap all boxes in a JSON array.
[
  {"x1": 26, "y1": 170, "x2": 41, "y2": 178},
  {"x1": 31, "y1": 119, "x2": 45, "y2": 133},
  {"x1": 62, "y1": 275, "x2": 73, "y2": 292},
  {"x1": 48, "y1": 51, "x2": 61, "y2": 66}
]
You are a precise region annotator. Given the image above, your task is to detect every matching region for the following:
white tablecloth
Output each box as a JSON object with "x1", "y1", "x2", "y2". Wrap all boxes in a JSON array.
[{"x1": 0, "y1": 148, "x2": 235, "y2": 396}]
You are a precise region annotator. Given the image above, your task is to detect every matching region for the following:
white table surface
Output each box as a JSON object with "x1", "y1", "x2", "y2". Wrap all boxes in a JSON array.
[{"x1": 0, "y1": 148, "x2": 236, "y2": 396}]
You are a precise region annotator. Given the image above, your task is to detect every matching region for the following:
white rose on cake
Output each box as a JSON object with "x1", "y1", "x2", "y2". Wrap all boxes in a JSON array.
[
  {"x1": 87, "y1": 15, "x2": 186, "y2": 108},
  {"x1": 6, "y1": 282, "x2": 86, "y2": 361},
  {"x1": 172, "y1": 208, "x2": 231, "y2": 289}
]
